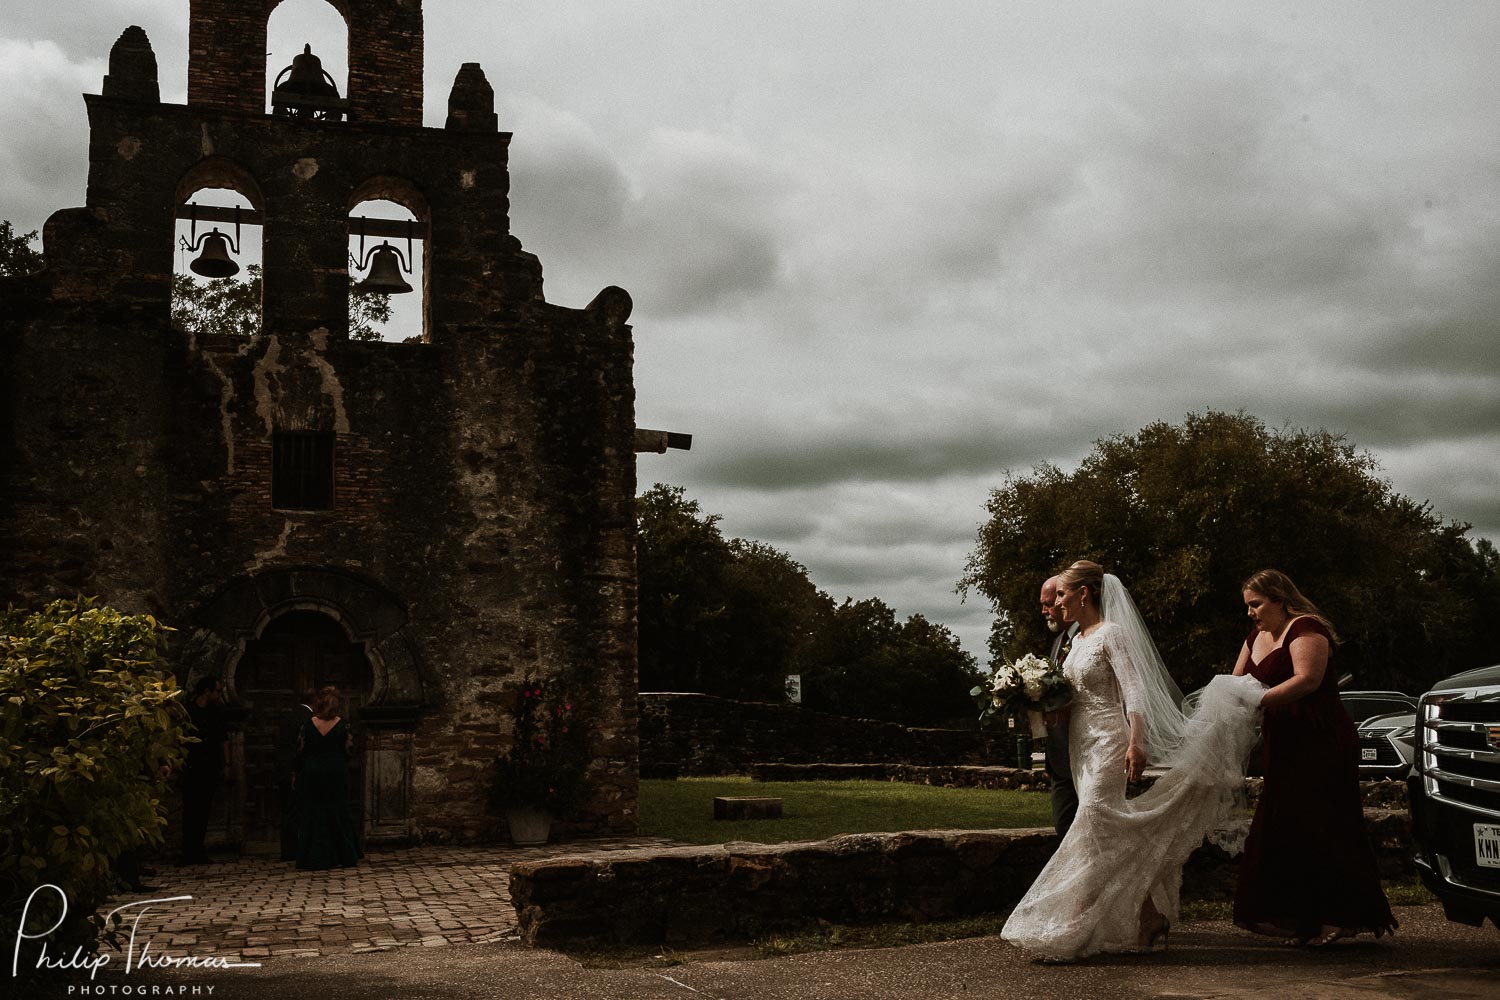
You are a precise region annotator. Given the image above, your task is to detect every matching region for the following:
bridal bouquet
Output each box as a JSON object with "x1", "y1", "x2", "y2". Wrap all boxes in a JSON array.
[{"x1": 970, "y1": 652, "x2": 1072, "y2": 729}]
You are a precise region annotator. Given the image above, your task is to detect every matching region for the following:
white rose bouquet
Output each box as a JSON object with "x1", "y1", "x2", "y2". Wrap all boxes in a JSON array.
[{"x1": 970, "y1": 652, "x2": 1072, "y2": 729}]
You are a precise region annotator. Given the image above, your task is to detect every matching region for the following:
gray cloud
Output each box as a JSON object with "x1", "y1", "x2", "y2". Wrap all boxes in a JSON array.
[
  {"x1": 696, "y1": 428, "x2": 1059, "y2": 491},
  {"x1": 0, "y1": 40, "x2": 101, "y2": 231},
  {"x1": 6, "y1": 1, "x2": 1498, "y2": 661},
  {"x1": 506, "y1": 104, "x2": 786, "y2": 315}
]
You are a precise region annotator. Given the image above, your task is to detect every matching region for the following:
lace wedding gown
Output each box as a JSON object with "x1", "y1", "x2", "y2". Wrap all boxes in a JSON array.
[{"x1": 1002, "y1": 622, "x2": 1266, "y2": 960}]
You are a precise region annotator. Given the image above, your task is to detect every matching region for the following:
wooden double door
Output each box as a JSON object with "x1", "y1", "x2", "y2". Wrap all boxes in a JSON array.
[{"x1": 235, "y1": 610, "x2": 373, "y2": 851}]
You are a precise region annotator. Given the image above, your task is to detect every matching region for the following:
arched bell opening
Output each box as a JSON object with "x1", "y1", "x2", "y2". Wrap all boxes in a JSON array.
[
  {"x1": 172, "y1": 159, "x2": 266, "y2": 341},
  {"x1": 348, "y1": 178, "x2": 430, "y2": 343},
  {"x1": 266, "y1": 0, "x2": 351, "y2": 120},
  {"x1": 232, "y1": 608, "x2": 375, "y2": 853}
]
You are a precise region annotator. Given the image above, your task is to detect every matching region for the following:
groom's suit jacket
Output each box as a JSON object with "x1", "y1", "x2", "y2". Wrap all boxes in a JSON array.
[
  {"x1": 1045, "y1": 620, "x2": 1081, "y2": 837},
  {"x1": 1048, "y1": 621, "x2": 1080, "y2": 666}
]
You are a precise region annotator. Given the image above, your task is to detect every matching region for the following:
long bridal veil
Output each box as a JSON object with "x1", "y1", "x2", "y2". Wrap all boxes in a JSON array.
[
  {"x1": 1101, "y1": 572, "x2": 1266, "y2": 853},
  {"x1": 1099, "y1": 574, "x2": 1188, "y2": 766}
]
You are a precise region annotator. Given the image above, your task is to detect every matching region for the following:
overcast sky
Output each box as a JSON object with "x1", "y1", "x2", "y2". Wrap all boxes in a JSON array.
[{"x1": 3, "y1": 1, "x2": 1498, "y2": 661}]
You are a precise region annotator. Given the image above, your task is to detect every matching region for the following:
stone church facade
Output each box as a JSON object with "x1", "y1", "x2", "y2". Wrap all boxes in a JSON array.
[{"x1": 0, "y1": 1, "x2": 658, "y2": 845}]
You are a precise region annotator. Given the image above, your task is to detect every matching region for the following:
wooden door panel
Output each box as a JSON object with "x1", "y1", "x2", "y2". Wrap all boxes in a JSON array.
[{"x1": 233, "y1": 612, "x2": 373, "y2": 850}]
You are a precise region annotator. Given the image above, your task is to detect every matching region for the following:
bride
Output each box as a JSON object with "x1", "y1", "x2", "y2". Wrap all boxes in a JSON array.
[{"x1": 1001, "y1": 560, "x2": 1266, "y2": 961}]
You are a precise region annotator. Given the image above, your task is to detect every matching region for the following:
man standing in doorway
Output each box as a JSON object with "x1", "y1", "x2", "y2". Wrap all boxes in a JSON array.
[
  {"x1": 278, "y1": 691, "x2": 315, "y2": 861},
  {"x1": 181, "y1": 676, "x2": 229, "y2": 864}
]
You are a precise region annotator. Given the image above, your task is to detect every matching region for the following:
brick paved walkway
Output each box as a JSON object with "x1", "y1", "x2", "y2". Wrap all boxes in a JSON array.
[{"x1": 102, "y1": 840, "x2": 676, "y2": 964}]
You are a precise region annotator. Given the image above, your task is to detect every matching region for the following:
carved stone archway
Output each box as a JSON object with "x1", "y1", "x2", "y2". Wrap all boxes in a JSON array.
[{"x1": 180, "y1": 567, "x2": 426, "y2": 848}]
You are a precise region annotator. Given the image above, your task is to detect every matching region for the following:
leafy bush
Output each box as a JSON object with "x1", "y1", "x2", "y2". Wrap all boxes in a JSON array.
[
  {"x1": 489, "y1": 674, "x2": 589, "y2": 816},
  {"x1": 0, "y1": 598, "x2": 185, "y2": 982}
]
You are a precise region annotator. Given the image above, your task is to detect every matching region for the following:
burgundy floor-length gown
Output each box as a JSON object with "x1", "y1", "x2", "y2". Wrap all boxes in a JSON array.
[{"x1": 1233, "y1": 616, "x2": 1397, "y2": 939}]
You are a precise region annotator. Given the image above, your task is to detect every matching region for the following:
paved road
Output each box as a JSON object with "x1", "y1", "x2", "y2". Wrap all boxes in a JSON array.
[{"x1": 50, "y1": 844, "x2": 1499, "y2": 999}]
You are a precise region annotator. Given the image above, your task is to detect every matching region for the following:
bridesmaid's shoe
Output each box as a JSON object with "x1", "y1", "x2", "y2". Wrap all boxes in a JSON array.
[{"x1": 1307, "y1": 926, "x2": 1355, "y2": 947}]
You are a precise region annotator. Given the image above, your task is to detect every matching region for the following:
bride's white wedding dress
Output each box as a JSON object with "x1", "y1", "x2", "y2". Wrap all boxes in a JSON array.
[{"x1": 1001, "y1": 621, "x2": 1266, "y2": 960}]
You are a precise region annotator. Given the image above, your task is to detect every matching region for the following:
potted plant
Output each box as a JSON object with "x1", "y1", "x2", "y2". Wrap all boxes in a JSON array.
[{"x1": 488, "y1": 675, "x2": 589, "y2": 845}]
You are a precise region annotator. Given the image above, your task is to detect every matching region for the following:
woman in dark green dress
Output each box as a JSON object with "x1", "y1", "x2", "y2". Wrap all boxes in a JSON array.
[{"x1": 296, "y1": 685, "x2": 362, "y2": 871}]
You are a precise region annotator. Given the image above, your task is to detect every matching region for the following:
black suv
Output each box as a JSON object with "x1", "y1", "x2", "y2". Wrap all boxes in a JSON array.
[{"x1": 1408, "y1": 663, "x2": 1500, "y2": 929}]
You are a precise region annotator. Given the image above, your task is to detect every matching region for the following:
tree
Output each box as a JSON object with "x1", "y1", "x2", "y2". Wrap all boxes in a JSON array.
[
  {"x1": 171, "y1": 266, "x2": 394, "y2": 341},
  {"x1": 722, "y1": 538, "x2": 829, "y2": 697},
  {"x1": 801, "y1": 600, "x2": 982, "y2": 726},
  {"x1": 636, "y1": 484, "x2": 828, "y2": 700},
  {"x1": 0, "y1": 221, "x2": 43, "y2": 277},
  {"x1": 959, "y1": 410, "x2": 1500, "y2": 694},
  {"x1": 637, "y1": 483, "x2": 982, "y2": 725}
]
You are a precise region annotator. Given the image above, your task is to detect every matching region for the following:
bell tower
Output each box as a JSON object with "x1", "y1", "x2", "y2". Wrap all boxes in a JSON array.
[
  {"x1": 3, "y1": 1, "x2": 649, "y2": 844},
  {"x1": 44, "y1": 0, "x2": 544, "y2": 342}
]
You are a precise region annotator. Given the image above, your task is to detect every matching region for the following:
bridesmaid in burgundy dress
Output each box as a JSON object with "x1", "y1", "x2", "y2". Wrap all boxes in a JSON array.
[{"x1": 1231, "y1": 569, "x2": 1396, "y2": 945}]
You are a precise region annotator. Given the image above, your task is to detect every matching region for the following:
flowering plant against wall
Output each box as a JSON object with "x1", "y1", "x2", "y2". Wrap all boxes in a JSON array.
[{"x1": 489, "y1": 674, "x2": 590, "y2": 816}]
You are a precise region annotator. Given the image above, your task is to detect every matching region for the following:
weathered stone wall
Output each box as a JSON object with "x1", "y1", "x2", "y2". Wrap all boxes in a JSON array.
[
  {"x1": 0, "y1": 17, "x2": 640, "y2": 843},
  {"x1": 188, "y1": 0, "x2": 424, "y2": 125},
  {"x1": 509, "y1": 809, "x2": 1415, "y2": 948},
  {"x1": 639, "y1": 693, "x2": 1003, "y2": 775},
  {"x1": 511, "y1": 830, "x2": 1058, "y2": 947},
  {"x1": 67, "y1": 93, "x2": 534, "y2": 339}
]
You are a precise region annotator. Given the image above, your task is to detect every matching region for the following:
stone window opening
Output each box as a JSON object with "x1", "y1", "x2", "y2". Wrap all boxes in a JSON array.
[
  {"x1": 173, "y1": 177, "x2": 264, "y2": 341},
  {"x1": 272, "y1": 431, "x2": 335, "y2": 511},
  {"x1": 348, "y1": 191, "x2": 428, "y2": 343},
  {"x1": 265, "y1": 0, "x2": 350, "y2": 119}
]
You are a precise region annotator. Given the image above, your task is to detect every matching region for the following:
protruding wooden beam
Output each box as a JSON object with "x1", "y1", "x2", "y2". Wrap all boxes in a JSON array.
[{"x1": 634, "y1": 429, "x2": 693, "y2": 454}]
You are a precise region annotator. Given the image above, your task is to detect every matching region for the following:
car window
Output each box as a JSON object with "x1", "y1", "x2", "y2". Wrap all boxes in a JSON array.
[{"x1": 1342, "y1": 695, "x2": 1416, "y2": 722}]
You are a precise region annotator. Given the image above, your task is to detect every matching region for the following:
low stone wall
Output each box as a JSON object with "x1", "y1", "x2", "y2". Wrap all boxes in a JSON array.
[
  {"x1": 639, "y1": 693, "x2": 999, "y2": 776},
  {"x1": 510, "y1": 808, "x2": 1412, "y2": 948},
  {"x1": 510, "y1": 828, "x2": 1057, "y2": 948}
]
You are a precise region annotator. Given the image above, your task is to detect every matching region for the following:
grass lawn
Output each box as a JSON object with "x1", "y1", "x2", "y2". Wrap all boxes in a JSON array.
[{"x1": 638, "y1": 775, "x2": 1054, "y2": 845}]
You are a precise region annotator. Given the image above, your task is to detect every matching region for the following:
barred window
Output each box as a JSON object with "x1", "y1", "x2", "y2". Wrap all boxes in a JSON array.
[{"x1": 272, "y1": 432, "x2": 334, "y2": 510}]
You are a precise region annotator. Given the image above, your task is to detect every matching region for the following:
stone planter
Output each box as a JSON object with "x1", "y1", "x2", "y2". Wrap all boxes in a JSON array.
[{"x1": 506, "y1": 805, "x2": 553, "y2": 846}]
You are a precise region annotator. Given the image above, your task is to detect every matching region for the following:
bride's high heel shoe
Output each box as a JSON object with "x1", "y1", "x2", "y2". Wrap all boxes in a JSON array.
[{"x1": 1139, "y1": 916, "x2": 1170, "y2": 952}]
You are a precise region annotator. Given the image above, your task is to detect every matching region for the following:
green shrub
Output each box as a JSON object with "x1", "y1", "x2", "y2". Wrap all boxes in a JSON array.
[{"x1": 0, "y1": 597, "x2": 185, "y2": 983}]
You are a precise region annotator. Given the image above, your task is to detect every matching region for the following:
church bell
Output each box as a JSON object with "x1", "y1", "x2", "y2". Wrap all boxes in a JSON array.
[
  {"x1": 277, "y1": 44, "x2": 338, "y2": 98},
  {"x1": 187, "y1": 228, "x2": 240, "y2": 279},
  {"x1": 271, "y1": 44, "x2": 343, "y2": 118},
  {"x1": 354, "y1": 242, "x2": 414, "y2": 295}
]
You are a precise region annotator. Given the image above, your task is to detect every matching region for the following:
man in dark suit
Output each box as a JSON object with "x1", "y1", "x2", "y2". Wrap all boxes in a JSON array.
[
  {"x1": 181, "y1": 676, "x2": 229, "y2": 864},
  {"x1": 277, "y1": 691, "x2": 315, "y2": 861},
  {"x1": 1041, "y1": 575, "x2": 1081, "y2": 838}
]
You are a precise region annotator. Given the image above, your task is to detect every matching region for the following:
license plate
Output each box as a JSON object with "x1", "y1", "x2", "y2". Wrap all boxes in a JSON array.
[
  {"x1": 1477, "y1": 824, "x2": 1500, "y2": 869},
  {"x1": 1360, "y1": 747, "x2": 1378, "y2": 761}
]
